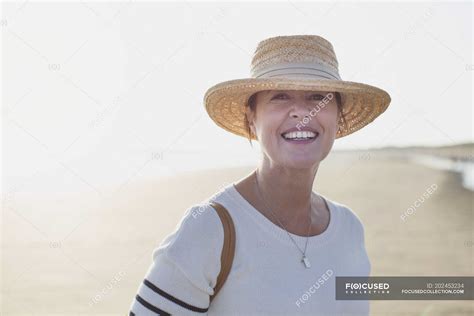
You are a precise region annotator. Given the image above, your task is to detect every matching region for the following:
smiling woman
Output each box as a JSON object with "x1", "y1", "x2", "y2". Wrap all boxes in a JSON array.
[
  {"x1": 244, "y1": 89, "x2": 341, "y2": 168},
  {"x1": 244, "y1": 90, "x2": 346, "y2": 149},
  {"x1": 129, "y1": 35, "x2": 391, "y2": 315},
  {"x1": 244, "y1": 90, "x2": 347, "y2": 166}
]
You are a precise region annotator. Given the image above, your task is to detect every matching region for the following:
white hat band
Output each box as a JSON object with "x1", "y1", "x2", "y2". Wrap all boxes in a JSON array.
[{"x1": 252, "y1": 62, "x2": 341, "y2": 80}]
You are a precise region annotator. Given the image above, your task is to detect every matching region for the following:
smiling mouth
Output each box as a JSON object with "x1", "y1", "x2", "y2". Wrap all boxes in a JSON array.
[
  {"x1": 280, "y1": 131, "x2": 319, "y2": 144},
  {"x1": 281, "y1": 131, "x2": 319, "y2": 140}
]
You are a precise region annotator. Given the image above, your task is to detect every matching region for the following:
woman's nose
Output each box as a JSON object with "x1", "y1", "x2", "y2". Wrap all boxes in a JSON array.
[{"x1": 289, "y1": 102, "x2": 312, "y2": 118}]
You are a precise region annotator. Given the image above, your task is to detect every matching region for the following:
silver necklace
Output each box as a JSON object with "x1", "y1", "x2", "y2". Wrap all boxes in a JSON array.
[{"x1": 253, "y1": 170, "x2": 314, "y2": 268}]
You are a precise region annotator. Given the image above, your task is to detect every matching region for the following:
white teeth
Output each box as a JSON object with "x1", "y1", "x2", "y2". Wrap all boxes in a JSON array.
[{"x1": 282, "y1": 131, "x2": 318, "y2": 140}]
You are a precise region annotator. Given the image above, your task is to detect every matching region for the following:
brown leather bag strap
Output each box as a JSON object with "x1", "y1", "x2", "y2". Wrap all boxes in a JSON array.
[{"x1": 209, "y1": 201, "x2": 236, "y2": 303}]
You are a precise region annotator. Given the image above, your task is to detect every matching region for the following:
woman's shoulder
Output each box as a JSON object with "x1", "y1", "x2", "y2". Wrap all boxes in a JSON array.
[
  {"x1": 156, "y1": 202, "x2": 224, "y2": 256},
  {"x1": 147, "y1": 200, "x2": 228, "y2": 295},
  {"x1": 130, "y1": 192, "x2": 232, "y2": 314},
  {"x1": 154, "y1": 185, "x2": 235, "y2": 260},
  {"x1": 325, "y1": 197, "x2": 367, "y2": 240}
]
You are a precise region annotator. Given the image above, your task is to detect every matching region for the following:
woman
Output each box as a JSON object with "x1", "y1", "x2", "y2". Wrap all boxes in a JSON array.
[{"x1": 129, "y1": 35, "x2": 391, "y2": 315}]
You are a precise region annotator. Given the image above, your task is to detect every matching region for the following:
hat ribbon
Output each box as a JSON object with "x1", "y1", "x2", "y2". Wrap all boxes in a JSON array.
[{"x1": 252, "y1": 62, "x2": 341, "y2": 80}]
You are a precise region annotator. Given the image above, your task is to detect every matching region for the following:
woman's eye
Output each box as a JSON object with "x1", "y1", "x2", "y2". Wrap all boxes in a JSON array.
[
  {"x1": 272, "y1": 93, "x2": 288, "y2": 100},
  {"x1": 310, "y1": 94, "x2": 324, "y2": 100}
]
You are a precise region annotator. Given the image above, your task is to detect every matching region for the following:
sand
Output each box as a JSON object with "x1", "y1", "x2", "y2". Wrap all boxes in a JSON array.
[{"x1": 1, "y1": 150, "x2": 472, "y2": 315}]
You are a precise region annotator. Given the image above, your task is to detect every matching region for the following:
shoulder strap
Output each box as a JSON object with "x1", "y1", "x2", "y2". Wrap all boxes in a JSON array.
[{"x1": 209, "y1": 201, "x2": 236, "y2": 303}]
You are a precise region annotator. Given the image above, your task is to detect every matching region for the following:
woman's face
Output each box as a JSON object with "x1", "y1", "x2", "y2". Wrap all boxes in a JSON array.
[{"x1": 246, "y1": 89, "x2": 340, "y2": 169}]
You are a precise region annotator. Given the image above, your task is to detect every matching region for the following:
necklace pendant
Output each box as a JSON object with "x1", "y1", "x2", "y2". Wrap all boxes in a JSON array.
[{"x1": 302, "y1": 255, "x2": 311, "y2": 268}]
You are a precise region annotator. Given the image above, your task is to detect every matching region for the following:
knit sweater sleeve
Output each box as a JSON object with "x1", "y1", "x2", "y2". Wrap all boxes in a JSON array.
[{"x1": 129, "y1": 204, "x2": 224, "y2": 315}]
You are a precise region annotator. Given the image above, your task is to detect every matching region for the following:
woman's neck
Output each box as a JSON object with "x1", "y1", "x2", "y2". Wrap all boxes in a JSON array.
[{"x1": 235, "y1": 161, "x2": 322, "y2": 233}]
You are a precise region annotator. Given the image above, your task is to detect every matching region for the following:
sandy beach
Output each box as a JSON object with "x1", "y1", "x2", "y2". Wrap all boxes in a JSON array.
[{"x1": 2, "y1": 149, "x2": 473, "y2": 315}]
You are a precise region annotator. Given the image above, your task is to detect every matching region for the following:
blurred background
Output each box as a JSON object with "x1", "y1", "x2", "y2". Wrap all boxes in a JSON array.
[{"x1": 1, "y1": 1, "x2": 472, "y2": 315}]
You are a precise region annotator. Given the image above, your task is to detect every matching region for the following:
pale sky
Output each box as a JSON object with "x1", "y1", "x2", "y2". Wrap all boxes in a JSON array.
[{"x1": 2, "y1": 1, "x2": 473, "y2": 192}]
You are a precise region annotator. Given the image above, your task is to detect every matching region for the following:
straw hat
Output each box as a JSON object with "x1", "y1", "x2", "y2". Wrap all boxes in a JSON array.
[{"x1": 203, "y1": 35, "x2": 391, "y2": 140}]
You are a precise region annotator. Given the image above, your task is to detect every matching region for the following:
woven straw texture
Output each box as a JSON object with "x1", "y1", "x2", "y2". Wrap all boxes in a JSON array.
[{"x1": 204, "y1": 35, "x2": 391, "y2": 140}]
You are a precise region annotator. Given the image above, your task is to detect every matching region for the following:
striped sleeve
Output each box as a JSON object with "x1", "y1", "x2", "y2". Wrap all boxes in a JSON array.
[{"x1": 129, "y1": 203, "x2": 224, "y2": 315}]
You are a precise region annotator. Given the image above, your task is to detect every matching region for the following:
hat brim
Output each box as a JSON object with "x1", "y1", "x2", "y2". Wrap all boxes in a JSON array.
[{"x1": 204, "y1": 77, "x2": 391, "y2": 140}]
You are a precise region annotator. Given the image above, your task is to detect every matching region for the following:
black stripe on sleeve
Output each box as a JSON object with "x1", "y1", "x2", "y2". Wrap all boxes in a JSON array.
[
  {"x1": 136, "y1": 294, "x2": 171, "y2": 315},
  {"x1": 143, "y1": 279, "x2": 209, "y2": 313}
]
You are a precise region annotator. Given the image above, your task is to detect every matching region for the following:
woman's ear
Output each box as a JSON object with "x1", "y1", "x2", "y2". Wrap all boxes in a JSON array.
[{"x1": 245, "y1": 109, "x2": 256, "y2": 135}]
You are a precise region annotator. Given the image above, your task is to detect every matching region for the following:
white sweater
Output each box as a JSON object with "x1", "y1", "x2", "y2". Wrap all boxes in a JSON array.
[{"x1": 129, "y1": 183, "x2": 371, "y2": 315}]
